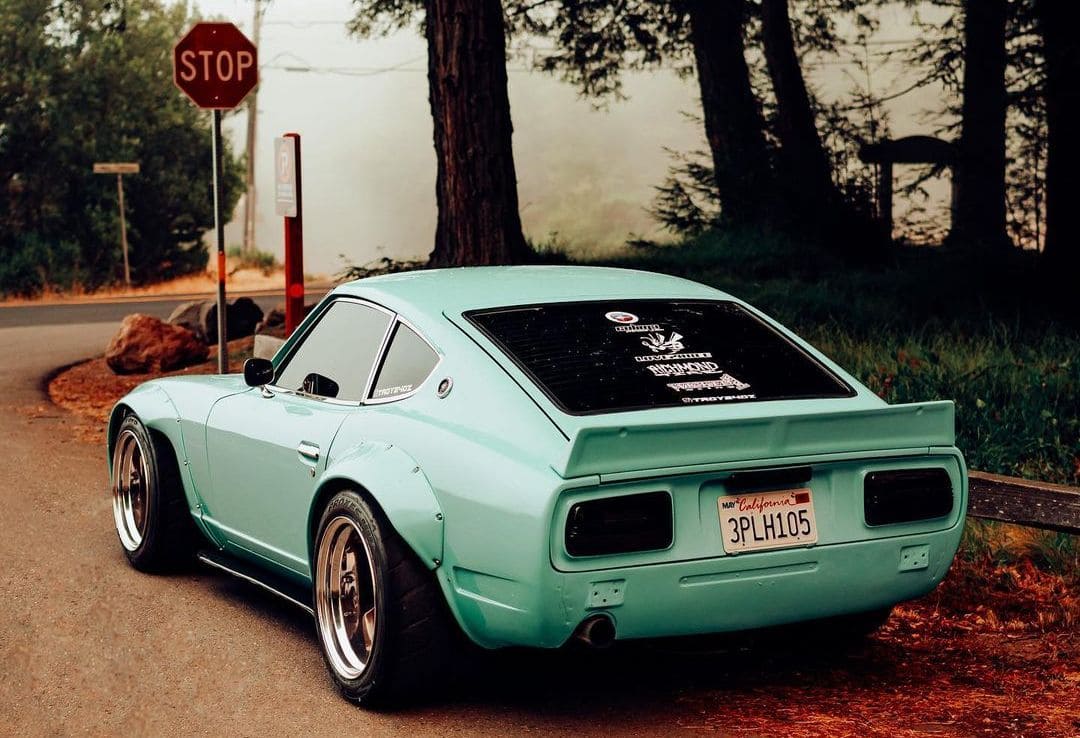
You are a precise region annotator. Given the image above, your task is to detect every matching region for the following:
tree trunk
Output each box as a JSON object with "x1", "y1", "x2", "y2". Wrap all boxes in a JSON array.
[
  {"x1": 951, "y1": 0, "x2": 1010, "y2": 250},
  {"x1": 1037, "y1": 0, "x2": 1078, "y2": 273},
  {"x1": 759, "y1": 0, "x2": 839, "y2": 219},
  {"x1": 685, "y1": 0, "x2": 774, "y2": 225},
  {"x1": 425, "y1": 0, "x2": 531, "y2": 266}
]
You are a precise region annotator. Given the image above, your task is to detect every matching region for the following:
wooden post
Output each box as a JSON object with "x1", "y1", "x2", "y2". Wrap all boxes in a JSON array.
[{"x1": 116, "y1": 174, "x2": 131, "y2": 287}]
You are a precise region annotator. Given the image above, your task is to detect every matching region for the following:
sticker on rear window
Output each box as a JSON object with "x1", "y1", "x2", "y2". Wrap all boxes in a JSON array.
[{"x1": 466, "y1": 300, "x2": 855, "y2": 414}]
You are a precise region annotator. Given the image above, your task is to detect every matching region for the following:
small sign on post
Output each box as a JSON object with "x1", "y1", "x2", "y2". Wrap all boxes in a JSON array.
[
  {"x1": 276, "y1": 134, "x2": 304, "y2": 335},
  {"x1": 172, "y1": 22, "x2": 258, "y2": 374},
  {"x1": 93, "y1": 162, "x2": 140, "y2": 287}
]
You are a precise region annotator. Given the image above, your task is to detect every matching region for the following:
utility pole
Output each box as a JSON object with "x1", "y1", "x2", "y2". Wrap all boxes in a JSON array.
[{"x1": 242, "y1": 0, "x2": 264, "y2": 253}]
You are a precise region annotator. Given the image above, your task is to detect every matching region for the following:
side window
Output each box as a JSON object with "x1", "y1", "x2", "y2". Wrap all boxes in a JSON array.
[
  {"x1": 275, "y1": 300, "x2": 391, "y2": 401},
  {"x1": 369, "y1": 322, "x2": 439, "y2": 401}
]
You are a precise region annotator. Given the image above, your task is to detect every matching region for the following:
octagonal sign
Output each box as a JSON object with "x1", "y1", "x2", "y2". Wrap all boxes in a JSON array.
[{"x1": 173, "y1": 22, "x2": 258, "y2": 110}]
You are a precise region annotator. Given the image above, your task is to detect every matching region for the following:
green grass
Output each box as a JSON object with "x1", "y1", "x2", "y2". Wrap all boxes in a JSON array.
[
  {"x1": 586, "y1": 227, "x2": 1079, "y2": 574},
  {"x1": 227, "y1": 245, "x2": 278, "y2": 274}
]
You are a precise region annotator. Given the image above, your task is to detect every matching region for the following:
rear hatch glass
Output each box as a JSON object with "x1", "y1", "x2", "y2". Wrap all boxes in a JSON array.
[{"x1": 465, "y1": 300, "x2": 855, "y2": 415}]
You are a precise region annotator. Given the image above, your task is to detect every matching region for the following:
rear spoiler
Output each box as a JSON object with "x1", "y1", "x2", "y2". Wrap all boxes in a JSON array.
[{"x1": 556, "y1": 401, "x2": 955, "y2": 478}]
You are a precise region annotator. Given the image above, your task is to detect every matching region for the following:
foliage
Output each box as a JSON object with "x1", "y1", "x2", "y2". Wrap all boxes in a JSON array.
[
  {"x1": 226, "y1": 245, "x2": 278, "y2": 274},
  {"x1": 0, "y1": 0, "x2": 243, "y2": 296}
]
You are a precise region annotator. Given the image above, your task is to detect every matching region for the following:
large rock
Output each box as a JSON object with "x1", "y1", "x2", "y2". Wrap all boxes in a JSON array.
[
  {"x1": 166, "y1": 299, "x2": 212, "y2": 343},
  {"x1": 200, "y1": 297, "x2": 265, "y2": 344},
  {"x1": 106, "y1": 314, "x2": 209, "y2": 375}
]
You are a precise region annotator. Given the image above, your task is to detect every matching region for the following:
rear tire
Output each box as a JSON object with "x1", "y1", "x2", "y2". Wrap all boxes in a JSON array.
[
  {"x1": 313, "y1": 489, "x2": 456, "y2": 708},
  {"x1": 111, "y1": 413, "x2": 198, "y2": 572}
]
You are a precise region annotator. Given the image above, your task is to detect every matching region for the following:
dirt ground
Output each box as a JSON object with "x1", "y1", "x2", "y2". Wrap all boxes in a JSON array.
[{"x1": 44, "y1": 355, "x2": 1080, "y2": 738}]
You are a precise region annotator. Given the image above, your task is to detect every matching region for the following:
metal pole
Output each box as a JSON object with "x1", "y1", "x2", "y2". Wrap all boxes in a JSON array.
[
  {"x1": 242, "y1": 0, "x2": 262, "y2": 253},
  {"x1": 212, "y1": 109, "x2": 228, "y2": 373},
  {"x1": 117, "y1": 174, "x2": 131, "y2": 287},
  {"x1": 283, "y1": 133, "x2": 304, "y2": 336}
]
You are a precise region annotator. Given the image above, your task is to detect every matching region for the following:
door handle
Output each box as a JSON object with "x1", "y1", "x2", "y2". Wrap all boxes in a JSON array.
[{"x1": 297, "y1": 441, "x2": 320, "y2": 464}]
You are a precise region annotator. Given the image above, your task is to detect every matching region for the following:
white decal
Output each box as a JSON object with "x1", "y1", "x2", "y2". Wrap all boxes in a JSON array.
[
  {"x1": 634, "y1": 352, "x2": 712, "y2": 363},
  {"x1": 373, "y1": 383, "x2": 414, "y2": 397},
  {"x1": 666, "y1": 375, "x2": 751, "y2": 392},
  {"x1": 605, "y1": 311, "x2": 639, "y2": 325},
  {"x1": 614, "y1": 323, "x2": 662, "y2": 333},
  {"x1": 682, "y1": 394, "x2": 757, "y2": 403},
  {"x1": 646, "y1": 361, "x2": 722, "y2": 377},
  {"x1": 640, "y1": 332, "x2": 684, "y2": 354}
]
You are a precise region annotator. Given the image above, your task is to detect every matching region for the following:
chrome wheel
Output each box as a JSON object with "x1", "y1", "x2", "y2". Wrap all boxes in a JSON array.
[
  {"x1": 315, "y1": 515, "x2": 379, "y2": 680},
  {"x1": 112, "y1": 427, "x2": 150, "y2": 552}
]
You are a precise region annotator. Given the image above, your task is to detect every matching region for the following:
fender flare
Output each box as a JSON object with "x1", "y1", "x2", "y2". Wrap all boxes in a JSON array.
[
  {"x1": 106, "y1": 384, "x2": 217, "y2": 543},
  {"x1": 309, "y1": 442, "x2": 444, "y2": 570}
]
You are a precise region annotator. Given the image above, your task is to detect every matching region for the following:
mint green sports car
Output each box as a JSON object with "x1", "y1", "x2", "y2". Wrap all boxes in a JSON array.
[{"x1": 108, "y1": 266, "x2": 966, "y2": 706}]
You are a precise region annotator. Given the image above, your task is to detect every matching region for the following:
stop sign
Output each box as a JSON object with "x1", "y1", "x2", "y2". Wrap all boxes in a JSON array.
[{"x1": 173, "y1": 22, "x2": 258, "y2": 109}]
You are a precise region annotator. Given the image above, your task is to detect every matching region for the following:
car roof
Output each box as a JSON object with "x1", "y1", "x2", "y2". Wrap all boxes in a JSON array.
[{"x1": 332, "y1": 265, "x2": 732, "y2": 316}]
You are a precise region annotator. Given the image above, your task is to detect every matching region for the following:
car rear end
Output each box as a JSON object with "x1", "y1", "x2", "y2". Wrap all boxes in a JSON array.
[{"x1": 455, "y1": 295, "x2": 967, "y2": 647}]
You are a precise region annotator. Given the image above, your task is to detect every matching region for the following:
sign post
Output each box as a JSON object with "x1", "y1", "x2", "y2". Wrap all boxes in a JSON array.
[
  {"x1": 172, "y1": 22, "x2": 258, "y2": 373},
  {"x1": 275, "y1": 134, "x2": 303, "y2": 335},
  {"x1": 93, "y1": 162, "x2": 140, "y2": 287}
]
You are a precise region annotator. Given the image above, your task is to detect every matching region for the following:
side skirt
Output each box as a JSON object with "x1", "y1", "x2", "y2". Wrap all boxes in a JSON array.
[{"x1": 197, "y1": 548, "x2": 314, "y2": 617}]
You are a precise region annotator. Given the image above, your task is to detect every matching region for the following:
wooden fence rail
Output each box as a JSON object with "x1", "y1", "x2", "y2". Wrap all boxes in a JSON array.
[{"x1": 967, "y1": 471, "x2": 1080, "y2": 534}]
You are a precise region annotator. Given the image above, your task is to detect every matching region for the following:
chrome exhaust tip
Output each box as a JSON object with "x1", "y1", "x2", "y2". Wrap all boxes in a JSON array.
[{"x1": 573, "y1": 614, "x2": 616, "y2": 648}]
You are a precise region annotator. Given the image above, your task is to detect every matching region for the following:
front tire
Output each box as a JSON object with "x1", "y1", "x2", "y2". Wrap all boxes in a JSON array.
[
  {"x1": 313, "y1": 490, "x2": 454, "y2": 707},
  {"x1": 111, "y1": 413, "x2": 197, "y2": 572}
]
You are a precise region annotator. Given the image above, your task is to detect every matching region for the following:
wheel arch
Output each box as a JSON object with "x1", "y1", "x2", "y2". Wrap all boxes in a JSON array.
[
  {"x1": 308, "y1": 444, "x2": 444, "y2": 573},
  {"x1": 106, "y1": 385, "x2": 215, "y2": 544}
]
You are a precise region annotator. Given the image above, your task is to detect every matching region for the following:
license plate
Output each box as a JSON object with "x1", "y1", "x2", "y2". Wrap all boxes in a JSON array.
[{"x1": 717, "y1": 488, "x2": 818, "y2": 554}]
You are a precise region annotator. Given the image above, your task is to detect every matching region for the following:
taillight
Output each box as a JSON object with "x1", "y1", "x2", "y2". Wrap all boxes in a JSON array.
[
  {"x1": 565, "y1": 491, "x2": 673, "y2": 557},
  {"x1": 864, "y1": 468, "x2": 953, "y2": 526}
]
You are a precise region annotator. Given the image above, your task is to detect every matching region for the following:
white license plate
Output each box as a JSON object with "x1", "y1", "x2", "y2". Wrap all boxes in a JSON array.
[{"x1": 717, "y1": 488, "x2": 818, "y2": 554}]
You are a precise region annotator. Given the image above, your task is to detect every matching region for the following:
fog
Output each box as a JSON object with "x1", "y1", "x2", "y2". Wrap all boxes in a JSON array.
[{"x1": 198, "y1": 0, "x2": 952, "y2": 274}]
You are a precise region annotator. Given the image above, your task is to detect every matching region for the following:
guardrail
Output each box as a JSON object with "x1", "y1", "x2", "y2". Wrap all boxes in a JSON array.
[{"x1": 968, "y1": 471, "x2": 1080, "y2": 535}]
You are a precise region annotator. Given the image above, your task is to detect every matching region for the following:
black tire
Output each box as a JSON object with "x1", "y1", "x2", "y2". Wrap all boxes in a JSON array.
[
  {"x1": 111, "y1": 413, "x2": 198, "y2": 572},
  {"x1": 313, "y1": 489, "x2": 456, "y2": 708}
]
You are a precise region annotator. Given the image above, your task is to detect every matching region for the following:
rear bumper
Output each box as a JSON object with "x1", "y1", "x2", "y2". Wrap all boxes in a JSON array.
[{"x1": 448, "y1": 521, "x2": 963, "y2": 648}]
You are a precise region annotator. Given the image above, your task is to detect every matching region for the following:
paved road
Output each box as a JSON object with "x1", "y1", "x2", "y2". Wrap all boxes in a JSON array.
[{"x1": 0, "y1": 291, "x2": 292, "y2": 329}]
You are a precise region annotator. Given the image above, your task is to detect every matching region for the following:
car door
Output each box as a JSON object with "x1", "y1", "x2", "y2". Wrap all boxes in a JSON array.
[{"x1": 201, "y1": 298, "x2": 394, "y2": 577}]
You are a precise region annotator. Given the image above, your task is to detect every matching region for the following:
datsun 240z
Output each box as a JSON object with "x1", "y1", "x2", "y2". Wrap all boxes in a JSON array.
[{"x1": 107, "y1": 266, "x2": 967, "y2": 706}]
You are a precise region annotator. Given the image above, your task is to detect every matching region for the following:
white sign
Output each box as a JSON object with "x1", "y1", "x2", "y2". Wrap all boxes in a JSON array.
[{"x1": 274, "y1": 137, "x2": 297, "y2": 217}]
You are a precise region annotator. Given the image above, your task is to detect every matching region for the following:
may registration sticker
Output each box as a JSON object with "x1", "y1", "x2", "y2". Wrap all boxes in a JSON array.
[{"x1": 718, "y1": 489, "x2": 819, "y2": 554}]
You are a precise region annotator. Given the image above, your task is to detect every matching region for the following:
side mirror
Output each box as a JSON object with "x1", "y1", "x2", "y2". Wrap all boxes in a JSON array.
[{"x1": 243, "y1": 357, "x2": 274, "y2": 387}]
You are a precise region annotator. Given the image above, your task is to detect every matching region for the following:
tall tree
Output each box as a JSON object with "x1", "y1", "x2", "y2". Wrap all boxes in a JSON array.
[
  {"x1": 351, "y1": 0, "x2": 530, "y2": 266},
  {"x1": 1036, "y1": 0, "x2": 1077, "y2": 273},
  {"x1": 684, "y1": 0, "x2": 775, "y2": 225},
  {"x1": 951, "y1": 0, "x2": 1009, "y2": 250},
  {"x1": 523, "y1": 1, "x2": 777, "y2": 226},
  {"x1": 758, "y1": 0, "x2": 843, "y2": 222},
  {"x1": 426, "y1": 0, "x2": 530, "y2": 265}
]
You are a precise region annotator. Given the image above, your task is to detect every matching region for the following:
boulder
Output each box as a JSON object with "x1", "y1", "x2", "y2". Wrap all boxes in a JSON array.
[
  {"x1": 200, "y1": 297, "x2": 265, "y2": 344},
  {"x1": 166, "y1": 299, "x2": 212, "y2": 343},
  {"x1": 258, "y1": 303, "x2": 286, "y2": 331},
  {"x1": 105, "y1": 314, "x2": 209, "y2": 375}
]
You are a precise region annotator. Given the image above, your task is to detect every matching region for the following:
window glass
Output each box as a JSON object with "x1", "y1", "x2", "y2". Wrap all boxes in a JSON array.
[
  {"x1": 275, "y1": 300, "x2": 391, "y2": 401},
  {"x1": 370, "y1": 322, "x2": 439, "y2": 400},
  {"x1": 466, "y1": 300, "x2": 854, "y2": 414}
]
